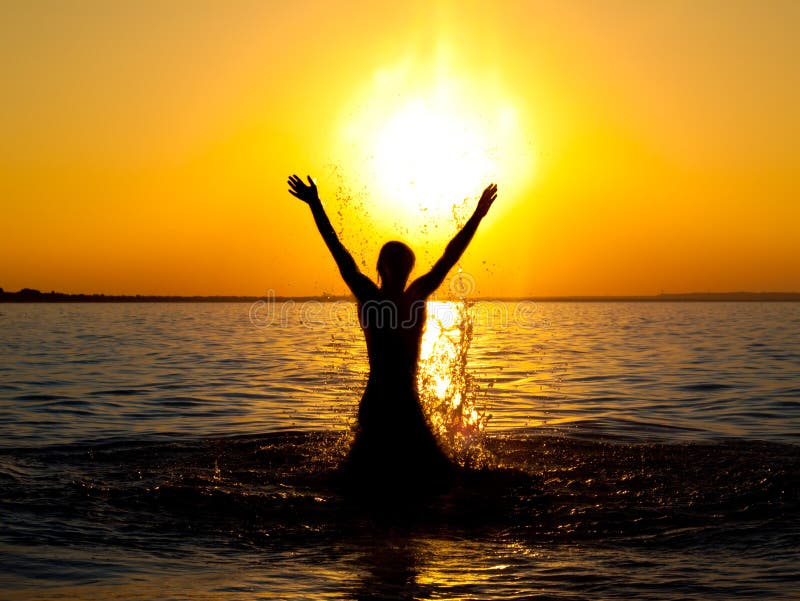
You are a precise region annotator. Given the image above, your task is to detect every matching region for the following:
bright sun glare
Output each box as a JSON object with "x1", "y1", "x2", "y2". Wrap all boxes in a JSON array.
[{"x1": 334, "y1": 56, "x2": 535, "y2": 235}]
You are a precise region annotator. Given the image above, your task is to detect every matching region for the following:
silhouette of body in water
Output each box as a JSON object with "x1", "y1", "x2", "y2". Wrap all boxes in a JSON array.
[{"x1": 288, "y1": 174, "x2": 497, "y2": 489}]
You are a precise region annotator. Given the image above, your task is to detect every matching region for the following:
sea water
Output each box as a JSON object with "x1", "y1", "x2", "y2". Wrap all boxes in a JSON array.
[{"x1": 1, "y1": 302, "x2": 798, "y2": 599}]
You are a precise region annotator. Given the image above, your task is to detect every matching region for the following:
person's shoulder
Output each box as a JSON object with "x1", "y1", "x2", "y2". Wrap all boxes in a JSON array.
[
  {"x1": 356, "y1": 286, "x2": 388, "y2": 307},
  {"x1": 404, "y1": 279, "x2": 430, "y2": 303},
  {"x1": 351, "y1": 274, "x2": 380, "y2": 302}
]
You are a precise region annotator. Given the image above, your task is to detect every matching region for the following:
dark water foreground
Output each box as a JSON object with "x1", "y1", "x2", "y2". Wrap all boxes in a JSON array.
[{"x1": 1, "y1": 431, "x2": 798, "y2": 600}]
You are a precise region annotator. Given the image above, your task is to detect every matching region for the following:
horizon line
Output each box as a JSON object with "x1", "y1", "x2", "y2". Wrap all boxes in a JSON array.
[{"x1": 1, "y1": 289, "x2": 799, "y2": 302}]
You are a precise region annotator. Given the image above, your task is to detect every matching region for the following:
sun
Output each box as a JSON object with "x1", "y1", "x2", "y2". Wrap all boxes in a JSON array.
[
  {"x1": 333, "y1": 56, "x2": 535, "y2": 239},
  {"x1": 371, "y1": 95, "x2": 497, "y2": 217}
]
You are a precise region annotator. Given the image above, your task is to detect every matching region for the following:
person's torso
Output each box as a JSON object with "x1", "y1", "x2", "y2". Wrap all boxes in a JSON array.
[{"x1": 358, "y1": 289, "x2": 426, "y2": 385}]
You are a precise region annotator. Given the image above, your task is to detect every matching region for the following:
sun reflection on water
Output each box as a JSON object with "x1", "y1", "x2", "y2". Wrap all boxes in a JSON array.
[{"x1": 418, "y1": 301, "x2": 492, "y2": 466}]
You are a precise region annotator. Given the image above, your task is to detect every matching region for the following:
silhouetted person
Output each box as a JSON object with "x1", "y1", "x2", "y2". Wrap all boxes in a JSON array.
[{"x1": 288, "y1": 174, "x2": 497, "y2": 491}]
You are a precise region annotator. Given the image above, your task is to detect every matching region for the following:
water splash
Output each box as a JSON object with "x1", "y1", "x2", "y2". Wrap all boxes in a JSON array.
[{"x1": 418, "y1": 301, "x2": 493, "y2": 467}]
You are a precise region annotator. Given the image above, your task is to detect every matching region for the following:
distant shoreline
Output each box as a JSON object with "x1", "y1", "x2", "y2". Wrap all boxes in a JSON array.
[{"x1": 1, "y1": 289, "x2": 799, "y2": 303}]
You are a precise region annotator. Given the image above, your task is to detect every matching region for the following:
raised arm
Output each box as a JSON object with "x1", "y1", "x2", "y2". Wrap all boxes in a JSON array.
[
  {"x1": 409, "y1": 183, "x2": 497, "y2": 299},
  {"x1": 288, "y1": 174, "x2": 376, "y2": 301}
]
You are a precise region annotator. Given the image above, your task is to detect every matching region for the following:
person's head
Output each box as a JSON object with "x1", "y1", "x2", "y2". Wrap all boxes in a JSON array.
[{"x1": 377, "y1": 241, "x2": 415, "y2": 288}]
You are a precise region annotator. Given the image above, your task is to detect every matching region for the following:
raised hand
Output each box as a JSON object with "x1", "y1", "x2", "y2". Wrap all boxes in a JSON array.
[
  {"x1": 288, "y1": 174, "x2": 320, "y2": 205},
  {"x1": 475, "y1": 183, "x2": 497, "y2": 218}
]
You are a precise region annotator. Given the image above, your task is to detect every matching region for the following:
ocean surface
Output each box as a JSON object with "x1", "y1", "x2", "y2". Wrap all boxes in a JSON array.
[{"x1": 0, "y1": 301, "x2": 798, "y2": 599}]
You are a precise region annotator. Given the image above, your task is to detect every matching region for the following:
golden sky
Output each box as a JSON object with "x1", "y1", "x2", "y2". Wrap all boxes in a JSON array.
[{"x1": 1, "y1": 1, "x2": 798, "y2": 296}]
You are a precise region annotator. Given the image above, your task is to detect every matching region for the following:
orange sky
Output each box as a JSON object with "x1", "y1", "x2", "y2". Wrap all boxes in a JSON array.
[{"x1": 1, "y1": 1, "x2": 798, "y2": 296}]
